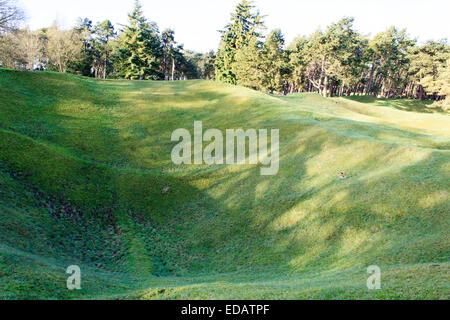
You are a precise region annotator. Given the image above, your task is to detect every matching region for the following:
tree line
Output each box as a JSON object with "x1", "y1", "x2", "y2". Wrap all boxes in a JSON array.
[
  {"x1": 1, "y1": 0, "x2": 448, "y2": 109},
  {"x1": 0, "y1": 0, "x2": 215, "y2": 80},
  {"x1": 216, "y1": 1, "x2": 449, "y2": 109}
]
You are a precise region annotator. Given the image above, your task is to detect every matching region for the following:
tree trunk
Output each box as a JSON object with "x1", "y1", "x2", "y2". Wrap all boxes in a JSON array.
[
  {"x1": 365, "y1": 62, "x2": 375, "y2": 95},
  {"x1": 418, "y1": 85, "x2": 423, "y2": 100},
  {"x1": 381, "y1": 79, "x2": 386, "y2": 98},
  {"x1": 163, "y1": 54, "x2": 167, "y2": 80},
  {"x1": 322, "y1": 76, "x2": 328, "y2": 97},
  {"x1": 104, "y1": 52, "x2": 108, "y2": 79},
  {"x1": 171, "y1": 58, "x2": 175, "y2": 81}
]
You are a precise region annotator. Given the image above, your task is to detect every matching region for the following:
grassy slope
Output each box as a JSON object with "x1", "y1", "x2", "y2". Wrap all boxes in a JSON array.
[{"x1": 0, "y1": 68, "x2": 448, "y2": 299}]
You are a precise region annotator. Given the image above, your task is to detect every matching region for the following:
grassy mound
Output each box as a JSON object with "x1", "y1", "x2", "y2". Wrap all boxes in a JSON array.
[{"x1": 0, "y1": 68, "x2": 448, "y2": 299}]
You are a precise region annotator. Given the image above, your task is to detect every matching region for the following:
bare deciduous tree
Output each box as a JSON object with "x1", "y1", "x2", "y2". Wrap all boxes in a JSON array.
[
  {"x1": 0, "y1": 31, "x2": 20, "y2": 67},
  {"x1": 17, "y1": 28, "x2": 43, "y2": 70},
  {"x1": 46, "y1": 23, "x2": 82, "y2": 73},
  {"x1": 0, "y1": 0, "x2": 24, "y2": 33}
]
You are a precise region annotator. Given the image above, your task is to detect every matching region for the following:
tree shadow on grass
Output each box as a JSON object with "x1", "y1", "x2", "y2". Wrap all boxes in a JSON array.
[
  {"x1": 1, "y1": 70, "x2": 448, "y2": 298},
  {"x1": 343, "y1": 95, "x2": 445, "y2": 114},
  {"x1": 177, "y1": 131, "x2": 449, "y2": 276}
]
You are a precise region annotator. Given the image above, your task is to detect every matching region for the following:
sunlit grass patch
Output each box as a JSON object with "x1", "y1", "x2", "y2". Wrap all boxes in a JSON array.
[{"x1": 0, "y1": 69, "x2": 448, "y2": 299}]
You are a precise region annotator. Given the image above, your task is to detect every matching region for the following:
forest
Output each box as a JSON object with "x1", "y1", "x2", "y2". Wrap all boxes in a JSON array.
[{"x1": 0, "y1": 0, "x2": 449, "y2": 109}]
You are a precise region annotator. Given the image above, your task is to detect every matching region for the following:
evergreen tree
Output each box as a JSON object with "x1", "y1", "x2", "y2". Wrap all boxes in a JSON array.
[
  {"x1": 435, "y1": 58, "x2": 450, "y2": 110},
  {"x1": 170, "y1": 44, "x2": 188, "y2": 80},
  {"x1": 161, "y1": 28, "x2": 176, "y2": 80},
  {"x1": 94, "y1": 20, "x2": 116, "y2": 79},
  {"x1": 409, "y1": 40, "x2": 449, "y2": 99},
  {"x1": 73, "y1": 18, "x2": 94, "y2": 76},
  {"x1": 287, "y1": 37, "x2": 309, "y2": 93},
  {"x1": 203, "y1": 50, "x2": 216, "y2": 80},
  {"x1": 116, "y1": 0, "x2": 162, "y2": 80},
  {"x1": 305, "y1": 18, "x2": 364, "y2": 97},
  {"x1": 215, "y1": 0, "x2": 265, "y2": 84},
  {"x1": 233, "y1": 36, "x2": 264, "y2": 90},
  {"x1": 326, "y1": 18, "x2": 366, "y2": 97},
  {"x1": 366, "y1": 27, "x2": 415, "y2": 98},
  {"x1": 261, "y1": 29, "x2": 290, "y2": 94}
]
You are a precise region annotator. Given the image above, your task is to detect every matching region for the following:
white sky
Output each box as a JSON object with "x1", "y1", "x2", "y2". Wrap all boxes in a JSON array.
[{"x1": 20, "y1": 0, "x2": 450, "y2": 52}]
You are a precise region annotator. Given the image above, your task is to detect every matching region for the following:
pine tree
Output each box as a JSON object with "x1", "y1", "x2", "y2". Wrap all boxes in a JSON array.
[
  {"x1": 435, "y1": 58, "x2": 450, "y2": 110},
  {"x1": 233, "y1": 36, "x2": 264, "y2": 90},
  {"x1": 94, "y1": 20, "x2": 116, "y2": 79},
  {"x1": 161, "y1": 29, "x2": 176, "y2": 80},
  {"x1": 261, "y1": 29, "x2": 290, "y2": 94},
  {"x1": 304, "y1": 18, "x2": 364, "y2": 97},
  {"x1": 324, "y1": 17, "x2": 366, "y2": 97},
  {"x1": 215, "y1": 0, "x2": 265, "y2": 84},
  {"x1": 409, "y1": 40, "x2": 449, "y2": 98},
  {"x1": 367, "y1": 27, "x2": 415, "y2": 98},
  {"x1": 116, "y1": 0, "x2": 162, "y2": 80},
  {"x1": 73, "y1": 18, "x2": 94, "y2": 76},
  {"x1": 203, "y1": 50, "x2": 216, "y2": 80},
  {"x1": 287, "y1": 37, "x2": 309, "y2": 93}
]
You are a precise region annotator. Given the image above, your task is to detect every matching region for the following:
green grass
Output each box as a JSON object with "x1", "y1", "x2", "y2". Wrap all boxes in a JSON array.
[
  {"x1": 344, "y1": 95, "x2": 442, "y2": 114},
  {"x1": 0, "y1": 68, "x2": 449, "y2": 299}
]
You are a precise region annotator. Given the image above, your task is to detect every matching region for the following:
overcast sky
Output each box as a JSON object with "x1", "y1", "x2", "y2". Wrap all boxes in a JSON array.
[{"x1": 20, "y1": 0, "x2": 450, "y2": 52}]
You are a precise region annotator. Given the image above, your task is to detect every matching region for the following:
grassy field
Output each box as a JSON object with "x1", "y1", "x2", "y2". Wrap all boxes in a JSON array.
[{"x1": 0, "y1": 68, "x2": 448, "y2": 299}]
